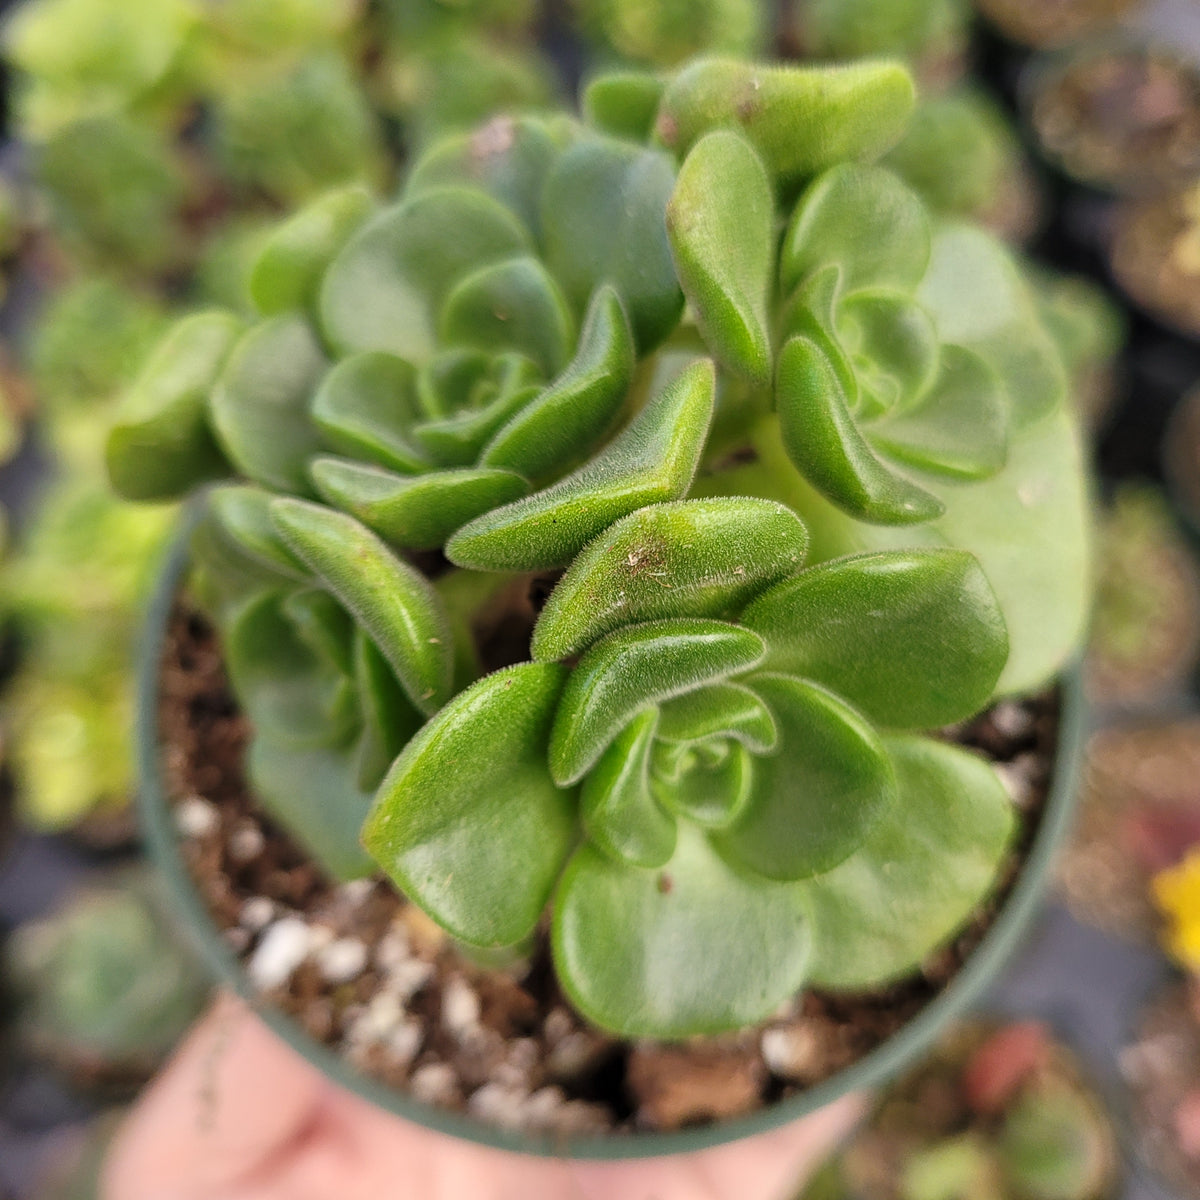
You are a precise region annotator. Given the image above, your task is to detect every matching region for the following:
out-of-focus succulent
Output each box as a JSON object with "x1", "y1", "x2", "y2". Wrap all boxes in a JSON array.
[
  {"x1": 5, "y1": 872, "x2": 209, "y2": 1082},
  {"x1": 574, "y1": 0, "x2": 765, "y2": 68},
  {"x1": 975, "y1": 0, "x2": 1143, "y2": 50},
  {"x1": 109, "y1": 57, "x2": 1092, "y2": 1037},
  {"x1": 1087, "y1": 486, "x2": 1200, "y2": 709},
  {"x1": 802, "y1": 1021, "x2": 1120, "y2": 1200}
]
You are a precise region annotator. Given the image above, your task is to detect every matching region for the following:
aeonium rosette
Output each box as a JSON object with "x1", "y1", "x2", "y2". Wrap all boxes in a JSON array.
[
  {"x1": 103, "y1": 55, "x2": 1091, "y2": 1038},
  {"x1": 362, "y1": 495, "x2": 1015, "y2": 1037}
]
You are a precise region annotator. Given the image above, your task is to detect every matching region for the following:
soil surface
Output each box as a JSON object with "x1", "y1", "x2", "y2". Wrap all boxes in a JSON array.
[{"x1": 158, "y1": 605, "x2": 1060, "y2": 1137}]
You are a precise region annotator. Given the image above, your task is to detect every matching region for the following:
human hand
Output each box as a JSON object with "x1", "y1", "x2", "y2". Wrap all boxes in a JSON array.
[{"x1": 101, "y1": 992, "x2": 865, "y2": 1200}]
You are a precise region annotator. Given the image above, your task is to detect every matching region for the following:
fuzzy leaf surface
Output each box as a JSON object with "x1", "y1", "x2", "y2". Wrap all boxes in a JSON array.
[
  {"x1": 742, "y1": 549, "x2": 1008, "y2": 729},
  {"x1": 352, "y1": 630, "x2": 424, "y2": 793},
  {"x1": 319, "y1": 187, "x2": 530, "y2": 362},
  {"x1": 250, "y1": 185, "x2": 374, "y2": 316},
  {"x1": 541, "y1": 139, "x2": 683, "y2": 351},
  {"x1": 447, "y1": 360, "x2": 715, "y2": 571},
  {"x1": 713, "y1": 674, "x2": 895, "y2": 880},
  {"x1": 581, "y1": 708, "x2": 676, "y2": 868},
  {"x1": 209, "y1": 315, "x2": 327, "y2": 495},
  {"x1": 583, "y1": 72, "x2": 666, "y2": 142},
  {"x1": 107, "y1": 311, "x2": 239, "y2": 501},
  {"x1": 667, "y1": 130, "x2": 773, "y2": 383},
  {"x1": 532, "y1": 497, "x2": 806, "y2": 661},
  {"x1": 552, "y1": 824, "x2": 813, "y2": 1038},
  {"x1": 481, "y1": 285, "x2": 635, "y2": 480},
  {"x1": 207, "y1": 485, "x2": 309, "y2": 582},
  {"x1": 777, "y1": 335, "x2": 944, "y2": 524},
  {"x1": 363, "y1": 663, "x2": 575, "y2": 947},
  {"x1": 311, "y1": 458, "x2": 529, "y2": 552},
  {"x1": 270, "y1": 499, "x2": 452, "y2": 714},
  {"x1": 655, "y1": 58, "x2": 915, "y2": 187},
  {"x1": 803, "y1": 735, "x2": 1014, "y2": 989},
  {"x1": 656, "y1": 682, "x2": 777, "y2": 751},
  {"x1": 311, "y1": 352, "x2": 430, "y2": 473},
  {"x1": 549, "y1": 617, "x2": 765, "y2": 786}
]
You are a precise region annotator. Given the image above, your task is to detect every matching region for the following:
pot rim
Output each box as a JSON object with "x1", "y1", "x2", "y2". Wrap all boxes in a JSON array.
[{"x1": 136, "y1": 503, "x2": 1089, "y2": 1160}]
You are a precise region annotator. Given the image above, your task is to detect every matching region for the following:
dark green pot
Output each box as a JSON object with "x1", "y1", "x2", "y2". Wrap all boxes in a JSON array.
[{"x1": 136, "y1": 511, "x2": 1088, "y2": 1159}]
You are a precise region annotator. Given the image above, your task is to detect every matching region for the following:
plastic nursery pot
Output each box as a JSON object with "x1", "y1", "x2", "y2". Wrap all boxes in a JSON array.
[
  {"x1": 1021, "y1": 38, "x2": 1200, "y2": 196},
  {"x1": 135, "y1": 508, "x2": 1089, "y2": 1159}
]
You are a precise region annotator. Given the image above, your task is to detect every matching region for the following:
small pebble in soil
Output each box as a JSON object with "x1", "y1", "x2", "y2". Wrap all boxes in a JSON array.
[
  {"x1": 240, "y1": 896, "x2": 276, "y2": 932},
  {"x1": 410, "y1": 1062, "x2": 462, "y2": 1108},
  {"x1": 761, "y1": 1023, "x2": 823, "y2": 1083},
  {"x1": 442, "y1": 976, "x2": 483, "y2": 1039},
  {"x1": 316, "y1": 937, "x2": 369, "y2": 985},
  {"x1": 249, "y1": 917, "x2": 314, "y2": 991},
  {"x1": 176, "y1": 795, "x2": 219, "y2": 839}
]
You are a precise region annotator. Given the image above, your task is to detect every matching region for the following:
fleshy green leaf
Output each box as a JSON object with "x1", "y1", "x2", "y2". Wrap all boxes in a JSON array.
[
  {"x1": 652, "y1": 740, "x2": 754, "y2": 829},
  {"x1": 107, "y1": 311, "x2": 239, "y2": 501},
  {"x1": 311, "y1": 457, "x2": 529, "y2": 551},
  {"x1": 362, "y1": 663, "x2": 576, "y2": 947},
  {"x1": 352, "y1": 629, "x2": 424, "y2": 793},
  {"x1": 581, "y1": 708, "x2": 676, "y2": 868},
  {"x1": 209, "y1": 315, "x2": 327, "y2": 495},
  {"x1": 319, "y1": 187, "x2": 530, "y2": 362},
  {"x1": 207, "y1": 484, "x2": 309, "y2": 582},
  {"x1": 249, "y1": 738, "x2": 374, "y2": 882},
  {"x1": 868, "y1": 345, "x2": 1007, "y2": 481},
  {"x1": 713, "y1": 674, "x2": 895, "y2": 880},
  {"x1": 270, "y1": 499, "x2": 452, "y2": 715},
  {"x1": 777, "y1": 334, "x2": 945, "y2": 524},
  {"x1": 780, "y1": 163, "x2": 930, "y2": 297},
  {"x1": 250, "y1": 185, "x2": 374, "y2": 316},
  {"x1": 837, "y1": 291, "x2": 940, "y2": 414},
  {"x1": 742, "y1": 549, "x2": 1008, "y2": 729},
  {"x1": 656, "y1": 682, "x2": 777, "y2": 751},
  {"x1": 225, "y1": 591, "x2": 356, "y2": 748},
  {"x1": 282, "y1": 589, "x2": 355, "y2": 677},
  {"x1": 532, "y1": 497, "x2": 807, "y2": 661},
  {"x1": 917, "y1": 225, "x2": 1064, "y2": 430},
  {"x1": 541, "y1": 138, "x2": 683, "y2": 351},
  {"x1": 552, "y1": 824, "x2": 813, "y2": 1038},
  {"x1": 439, "y1": 255, "x2": 574, "y2": 377},
  {"x1": 667, "y1": 130, "x2": 773, "y2": 383},
  {"x1": 311, "y1": 351, "x2": 430, "y2": 473},
  {"x1": 583, "y1": 71, "x2": 666, "y2": 142},
  {"x1": 803, "y1": 735, "x2": 1014, "y2": 989},
  {"x1": 549, "y1": 617, "x2": 765, "y2": 786},
  {"x1": 481, "y1": 285, "x2": 635, "y2": 480},
  {"x1": 655, "y1": 58, "x2": 915, "y2": 188},
  {"x1": 447, "y1": 359, "x2": 715, "y2": 571},
  {"x1": 405, "y1": 116, "x2": 565, "y2": 239}
]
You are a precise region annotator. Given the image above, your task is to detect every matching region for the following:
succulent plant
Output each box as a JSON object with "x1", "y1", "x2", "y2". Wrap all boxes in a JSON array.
[
  {"x1": 109, "y1": 56, "x2": 1092, "y2": 1037},
  {"x1": 5, "y1": 871, "x2": 209, "y2": 1080},
  {"x1": 802, "y1": 1021, "x2": 1120, "y2": 1200},
  {"x1": 787, "y1": 0, "x2": 969, "y2": 69},
  {"x1": 573, "y1": 0, "x2": 765, "y2": 68}
]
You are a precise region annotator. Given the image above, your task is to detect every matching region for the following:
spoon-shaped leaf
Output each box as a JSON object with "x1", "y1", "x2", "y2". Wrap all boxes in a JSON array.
[
  {"x1": 270, "y1": 499, "x2": 452, "y2": 715},
  {"x1": 225, "y1": 591, "x2": 357, "y2": 749},
  {"x1": 802, "y1": 735, "x2": 1014, "y2": 989},
  {"x1": 667, "y1": 130, "x2": 773, "y2": 383},
  {"x1": 780, "y1": 163, "x2": 930, "y2": 297},
  {"x1": 447, "y1": 359, "x2": 715, "y2": 571},
  {"x1": 250, "y1": 185, "x2": 374, "y2": 316},
  {"x1": 838, "y1": 290, "x2": 940, "y2": 415},
  {"x1": 713, "y1": 674, "x2": 895, "y2": 880},
  {"x1": 209, "y1": 314, "x2": 327, "y2": 495},
  {"x1": 352, "y1": 629, "x2": 424, "y2": 793},
  {"x1": 652, "y1": 740, "x2": 754, "y2": 829},
  {"x1": 207, "y1": 484, "x2": 310, "y2": 582},
  {"x1": 656, "y1": 58, "x2": 915, "y2": 188},
  {"x1": 552, "y1": 824, "x2": 813, "y2": 1038},
  {"x1": 583, "y1": 72, "x2": 666, "y2": 142},
  {"x1": 319, "y1": 187, "x2": 530, "y2": 362},
  {"x1": 282, "y1": 589, "x2": 355, "y2": 677},
  {"x1": 777, "y1": 334, "x2": 945, "y2": 525},
  {"x1": 311, "y1": 352, "x2": 430, "y2": 474},
  {"x1": 311, "y1": 458, "x2": 529, "y2": 551},
  {"x1": 481, "y1": 285, "x2": 635, "y2": 481},
  {"x1": 249, "y1": 738, "x2": 375, "y2": 882},
  {"x1": 532, "y1": 497, "x2": 807, "y2": 661},
  {"x1": 107, "y1": 311, "x2": 239, "y2": 501},
  {"x1": 743, "y1": 549, "x2": 1008, "y2": 729},
  {"x1": 439, "y1": 255, "x2": 575, "y2": 377},
  {"x1": 581, "y1": 708, "x2": 677, "y2": 869},
  {"x1": 656, "y1": 681, "x2": 777, "y2": 752},
  {"x1": 363, "y1": 662, "x2": 575, "y2": 947},
  {"x1": 541, "y1": 139, "x2": 683, "y2": 351},
  {"x1": 868, "y1": 345, "x2": 1007, "y2": 480},
  {"x1": 549, "y1": 617, "x2": 765, "y2": 786}
]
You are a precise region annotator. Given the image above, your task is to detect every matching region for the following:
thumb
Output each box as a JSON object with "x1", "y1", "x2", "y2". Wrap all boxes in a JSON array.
[{"x1": 101, "y1": 992, "x2": 326, "y2": 1200}]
